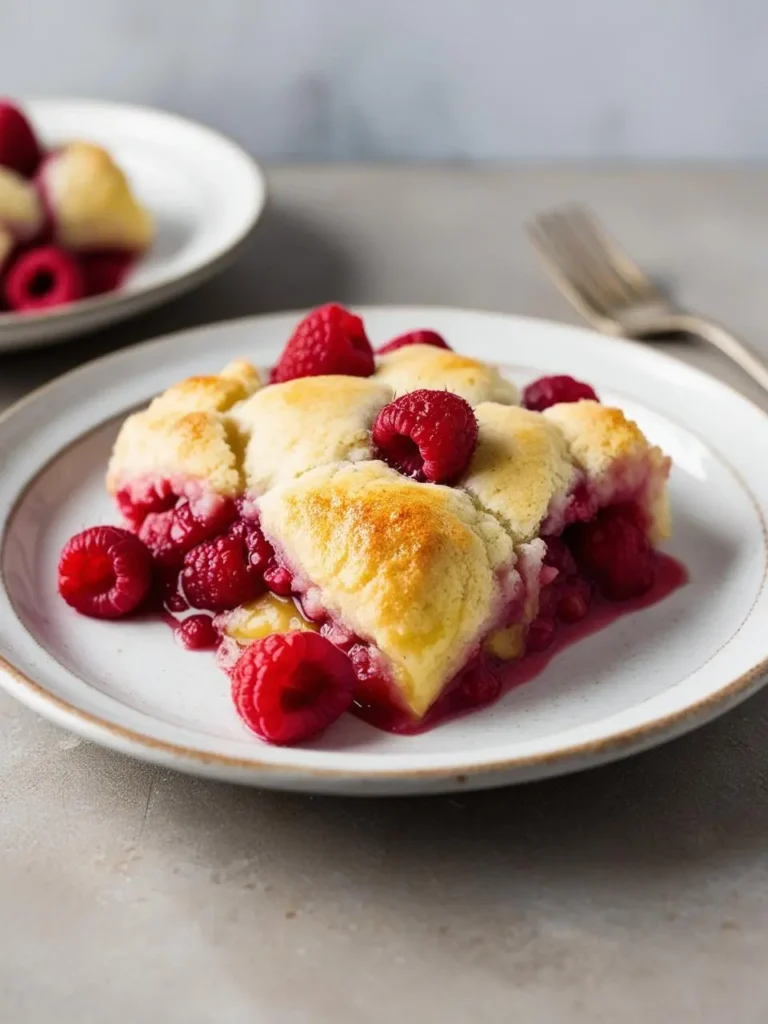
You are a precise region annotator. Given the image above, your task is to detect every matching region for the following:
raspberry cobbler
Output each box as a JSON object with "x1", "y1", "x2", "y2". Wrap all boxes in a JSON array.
[
  {"x1": 58, "y1": 304, "x2": 682, "y2": 745},
  {"x1": 0, "y1": 101, "x2": 152, "y2": 312}
]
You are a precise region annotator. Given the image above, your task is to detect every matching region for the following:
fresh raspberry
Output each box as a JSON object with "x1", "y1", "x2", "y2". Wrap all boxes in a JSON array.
[
  {"x1": 116, "y1": 478, "x2": 176, "y2": 529},
  {"x1": 177, "y1": 614, "x2": 219, "y2": 650},
  {"x1": 0, "y1": 102, "x2": 42, "y2": 177},
  {"x1": 138, "y1": 495, "x2": 236, "y2": 568},
  {"x1": 522, "y1": 375, "x2": 599, "y2": 412},
  {"x1": 272, "y1": 303, "x2": 374, "y2": 383},
  {"x1": 567, "y1": 503, "x2": 654, "y2": 600},
  {"x1": 58, "y1": 525, "x2": 153, "y2": 619},
  {"x1": 80, "y1": 251, "x2": 134, "y2": 297},
  {"x1": 4, "y1": 245, "x2": 84, "y2": 312},
  {"x1": 372, "y1": 389, "x2": 478, "y2": 483},
  {"x1": 376, "y1": 329, "x2": 451, "y2": 356},
  {"x1": 232, "y1": 631, "x2": 356, "y2": 744},
  {"x1": 181, "y1": 531, "x2": 263, "y2": 611}
]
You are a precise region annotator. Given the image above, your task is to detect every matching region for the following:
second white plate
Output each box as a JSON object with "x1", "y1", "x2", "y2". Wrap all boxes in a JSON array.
[
  {"x1": 0, "y1": 308, "x2": 766, "y2": 794},
  {"x1": 0, "y1": 98, "x2": 266, "y2": 351}
]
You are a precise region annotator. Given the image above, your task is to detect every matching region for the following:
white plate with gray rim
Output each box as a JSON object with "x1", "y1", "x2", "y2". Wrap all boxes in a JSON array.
[
  {"x1": 0, "y1": 307, "x2": 766, "y2": 795},
  {"x1": 0, "y1": 98, "x2": 266, "y2": 352}
]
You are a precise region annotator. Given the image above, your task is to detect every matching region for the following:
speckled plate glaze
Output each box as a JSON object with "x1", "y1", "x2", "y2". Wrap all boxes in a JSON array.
[
  {"x1": 0, "y1": 98, "x2": 266, "y2": 352},
  {"x1": 0, "y1": 308, "x2": 766, "y2": 795}
]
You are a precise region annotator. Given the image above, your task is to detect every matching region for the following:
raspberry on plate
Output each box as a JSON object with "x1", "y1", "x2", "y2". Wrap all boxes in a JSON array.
[
  {"x1": 567, "y1": 503, "x2": 654, "y2": 600},
  {"x1": 181, "y1": 530, "x2": 264, "y2": 611},
  {"x1": 522, "y1": 375, "x2": 599, "y2": 412},
  {"x1": 272, "y1": 303, "x2": 375, "y2": 383},
  {"x1": 0, "y1": 102, "x2": 42, "y2": 178},
  {"x1": 58, "y1": 525, "x2": 153, "y2": 619},
  {"x1": 177, "y1": 614, "x2": 219, "y2": 650},
  {"x1": 372, "y1": 388, "x2": 478, "y2": 483},
  {"x1": 231, "y1": 631, "x2": 356, "y2": 744},
  {"x1": 4, "y1": 246, "x2": 85, "y2": 312},
  {"x1": 376, "y1": 329, "x2": 451, "y2": 355}
]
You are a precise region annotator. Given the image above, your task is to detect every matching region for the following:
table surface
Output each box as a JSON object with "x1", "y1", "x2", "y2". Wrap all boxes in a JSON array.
[{"x1": 3, "y1": 167, "x2": 768, "y2": 1023}]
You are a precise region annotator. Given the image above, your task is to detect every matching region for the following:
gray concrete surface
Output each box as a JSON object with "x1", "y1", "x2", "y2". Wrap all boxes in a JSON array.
[
  {"x1": 2, "y1": 167, "x2": 768, "y2": 1022},
  {"x1": 4, "y1": 1, "x2": 768, "y2": 160}
]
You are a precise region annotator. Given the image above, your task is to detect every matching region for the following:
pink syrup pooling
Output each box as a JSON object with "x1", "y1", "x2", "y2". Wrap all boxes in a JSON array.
[{"x1": 351, "y1": 553, "x2": 688, "y2": 735}]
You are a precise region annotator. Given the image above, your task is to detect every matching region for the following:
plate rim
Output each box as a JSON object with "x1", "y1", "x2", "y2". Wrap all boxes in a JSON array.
[
  {"x1": 0, "y1": 96, "x2": 267, "y2": 343},
  {"x1": 1, "y1": 306, "x2": 767, "y2": 792}
]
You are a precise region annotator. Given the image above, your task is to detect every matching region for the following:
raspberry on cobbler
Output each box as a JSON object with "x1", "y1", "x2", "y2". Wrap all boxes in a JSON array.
[
  {"x1": 522, "y1": 375, "x2": 599, "y2": 412},
  {"x1": 272, "y1": 303, "x2": 375, "y2": 382},
  {"x1": 372, "y1": 388, "x2": 478, "y2": 484},
  {"x1": 232, "y1": 631, "x2": 356, "y2": 744},
  {"x1": 377, "y1": 329, "x2": 451, "y2": 355}
]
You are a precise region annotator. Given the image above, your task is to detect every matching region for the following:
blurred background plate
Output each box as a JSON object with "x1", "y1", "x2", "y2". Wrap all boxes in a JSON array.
[{"x1": 0, "y1": 98, "x2": 266, "y2": 352}]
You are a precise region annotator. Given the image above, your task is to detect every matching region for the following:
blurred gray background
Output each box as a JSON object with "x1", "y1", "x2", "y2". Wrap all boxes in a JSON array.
[{"x1": 2, "y1": 0, "x2": 767, "y2": 161}]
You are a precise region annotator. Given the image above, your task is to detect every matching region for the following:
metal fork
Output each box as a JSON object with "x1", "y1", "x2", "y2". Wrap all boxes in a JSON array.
[{"x1": 527, "y1": 204, "x2": 768, "y2": 395}]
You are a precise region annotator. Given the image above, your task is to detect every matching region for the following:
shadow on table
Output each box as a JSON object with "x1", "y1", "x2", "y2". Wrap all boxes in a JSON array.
[
  {"x1": 211, "y1": 686, "x2": 768, "y2": 876},
  {"x1": 0, "y1": 200, "x2": 357, "y2": 396},
  {"x1": 63, "y1": 681, "x2": 768, "y2": 918}
]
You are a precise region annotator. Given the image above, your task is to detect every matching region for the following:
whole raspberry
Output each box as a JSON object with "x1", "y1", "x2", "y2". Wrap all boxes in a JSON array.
[
  {"x1": 181, "y1": 530, "x2": 264, "y2": 611},
  {"x1": 372, "y1": 388, "x2": 478, "y2": 483},
  {"x1": 138, "y1": 495, "x2": 236, "y2": 567},
  {"x1": 522, "y1": 375, "x2": 599, "y2": 412},
  {"x1": 232, "y1": 631, "x2": 356, "y2": 744},
  {"x1": 376, "y1": 329, "x2": 451, "y2": 356},
  {"x1": 177, "y1": 614, "x2": 219, "y2": 650},
  {"x1": 0, "y1": 102, "x2": 42, "y2": 177},
  {"x1": 116, "y1": 478, "x2": 176, "y2": 529},
  {"x1": 272, "y1": 303, "x2": 374, "y2": 382},
  {"x1": 4, "y1": 246, "x2": 84, "y2": 312},
  {"x1": 80, "y1": 252, "x2": 134, "y2": 297},
  {"x1": 567, "y1": 503, "x2": 654, "y2": 600},
  {"x1": 58, "y1": 525, "x2": 153, "y2": 619}
]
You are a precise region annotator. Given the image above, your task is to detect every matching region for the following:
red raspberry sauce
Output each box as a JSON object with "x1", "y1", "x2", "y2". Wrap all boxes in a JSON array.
[{"x1": 353, "y1": 553, "x2": 688, "y2": 735}]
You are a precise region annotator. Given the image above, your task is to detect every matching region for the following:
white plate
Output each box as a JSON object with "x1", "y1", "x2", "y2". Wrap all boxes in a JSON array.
[
  {"x1": 0, "y1": 308, "x2": 766, "y2": 795},
  {"x1": 0, "y1": 98, "x2": 266, "y2": 352}
]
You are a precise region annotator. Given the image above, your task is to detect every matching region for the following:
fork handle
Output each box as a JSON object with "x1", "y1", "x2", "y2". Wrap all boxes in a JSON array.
[{"x1": 652, "y1": 312, "x2": 768, "y2": 396}]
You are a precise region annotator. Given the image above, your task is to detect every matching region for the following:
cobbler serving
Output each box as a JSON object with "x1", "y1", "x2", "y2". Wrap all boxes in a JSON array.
[
  {"x1": 57, "y1": 304, "x2": 683, "y2": 745},
  {"x1": 0, "y1": 100, "x2": 152, "y2": 312}
]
